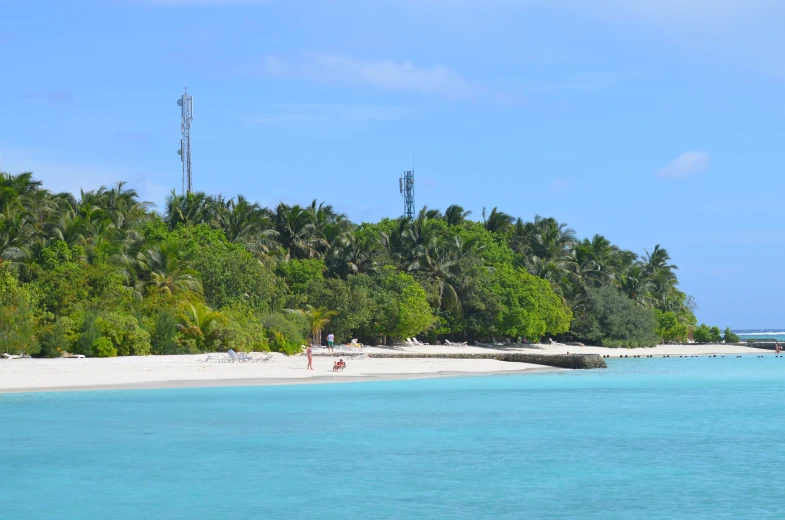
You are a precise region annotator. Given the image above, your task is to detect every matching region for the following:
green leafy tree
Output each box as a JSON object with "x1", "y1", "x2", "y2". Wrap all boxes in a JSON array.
[
  {"x1": 692, "y1": 323, "x2": 712, "y2": 343},
  {"x1": 289, "y1": 304, "x2": 337, "y2": 345},
  {"x1": 487, "y1": 263, "x2": 572, "y2": 340},
  {"x1": 654, "y1": 310, "x2": 689, "y2": 343},
  {"x1": 176, "y1": 301, "x2": 227, "y2": 352},
  {"x1": 0, "y1": 265, "x2": 41, "y2": 354},
  {"x1": 723, "y1": 328, "x2": 740, "y2": 343},
  {"x1": 709, "y1": 326, "x2": 722, "y2": 343},
  {"x1": 213, "y1": 302, "x2": 269, "y2": 352},
  {"x1": 570, "y1": 286, "x2": 659, "y2": 347},
  {"x1": 95, "y1": 312, "x2": 152, "y2": 356}
]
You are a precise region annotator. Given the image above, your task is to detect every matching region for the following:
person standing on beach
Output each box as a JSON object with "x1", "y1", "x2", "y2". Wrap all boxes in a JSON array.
[
  {"x1": 327, "y1": 333, "x2": 335, "y2": 353},
  {"x1": 306, "y1": 345, "x2": 313, "y2": 370},
  {"x1": 776, "y1": 342, "x2": 781, "y2": 355}
]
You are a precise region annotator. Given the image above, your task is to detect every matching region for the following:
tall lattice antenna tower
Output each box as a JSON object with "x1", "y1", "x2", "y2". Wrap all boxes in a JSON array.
[
  {"x1": 399, "y1": 170, "x2": 415, "y2": 220},
  {"x1": 177, "y1": 89, "x2": 194, "y2": 195}
]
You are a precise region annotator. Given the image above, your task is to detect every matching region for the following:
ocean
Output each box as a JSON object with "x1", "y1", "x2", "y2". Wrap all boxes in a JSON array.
[
  {"x1": 735, "y1": 329, "x2": 785, "y2": 342},
  {"x1": 2, "y1": 356, "x2": 785, "y2": 519}
]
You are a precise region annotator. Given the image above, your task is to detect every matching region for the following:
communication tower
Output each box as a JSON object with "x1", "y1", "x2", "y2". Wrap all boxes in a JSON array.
[
  {"x1": 177, "y1": 89, "x2": 194, "y2": 195},
  {"x1": 399, "y1": 170, "x2": 415, "y2": 220}
]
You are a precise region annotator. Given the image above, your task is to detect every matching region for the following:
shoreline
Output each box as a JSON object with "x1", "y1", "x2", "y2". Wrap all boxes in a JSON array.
[
  {"x1": 0, "y1": 367, "x2": 563, "y2": 395},
  {"x1": 0, "y1": 343, "x2": 774, "y2": 395}
]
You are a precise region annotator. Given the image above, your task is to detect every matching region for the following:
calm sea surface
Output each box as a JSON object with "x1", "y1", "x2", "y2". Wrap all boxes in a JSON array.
[{"x1": 2, "y1": 357, "x2": 785, "y2": 520}]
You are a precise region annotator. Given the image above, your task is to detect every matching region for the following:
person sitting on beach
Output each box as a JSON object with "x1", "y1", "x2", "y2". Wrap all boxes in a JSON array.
[
  {"x1": 333, "y1": 361, "x2": 340, "y2": 372},
  {"x1": 338, "y1": 359, "x2": 346, "y2": 371}
]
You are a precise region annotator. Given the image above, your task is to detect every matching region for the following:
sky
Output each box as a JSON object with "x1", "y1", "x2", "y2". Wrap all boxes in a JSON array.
[{"x1": 1, "y1": 0, "x2": 784, "y2": 328}]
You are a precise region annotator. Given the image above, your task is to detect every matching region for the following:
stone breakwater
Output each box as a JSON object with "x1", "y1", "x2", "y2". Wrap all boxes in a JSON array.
[{"x1": 362, "y1": 352, "x2": 607, "y2": 370}]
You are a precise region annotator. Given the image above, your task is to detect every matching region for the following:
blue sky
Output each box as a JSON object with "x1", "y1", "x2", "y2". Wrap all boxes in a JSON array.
[{"x1": 1, "y1": 0, "x2": 784, "y2": 328}]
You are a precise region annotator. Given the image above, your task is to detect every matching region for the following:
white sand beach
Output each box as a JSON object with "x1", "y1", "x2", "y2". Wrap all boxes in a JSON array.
[{"x1": 0, "y1": 343, "x2": 774, "y2": 393}]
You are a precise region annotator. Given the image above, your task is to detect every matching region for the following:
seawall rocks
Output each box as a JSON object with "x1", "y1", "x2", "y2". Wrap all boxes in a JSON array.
[{"x1": 364, "y1": 352, "x2": 607, "y2": 369}]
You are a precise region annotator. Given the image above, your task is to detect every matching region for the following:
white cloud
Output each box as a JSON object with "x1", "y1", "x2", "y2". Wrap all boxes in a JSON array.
[
  {"x1": 657, "y1": 151, "x2": 711, "y2": 179},
  {"x1": 259, "y1": 53, "x2": 473, "y2": 98}
]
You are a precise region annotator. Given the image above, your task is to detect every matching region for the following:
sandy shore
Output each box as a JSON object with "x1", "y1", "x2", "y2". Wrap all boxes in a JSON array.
[{"x1": 0, "y1": 343, "x2": 773, "y2": 394}]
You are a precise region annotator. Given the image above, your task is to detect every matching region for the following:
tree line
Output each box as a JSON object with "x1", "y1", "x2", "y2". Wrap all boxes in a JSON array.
[{"x1": 0, "y1": 172, "x2": 733, "y2": 356}]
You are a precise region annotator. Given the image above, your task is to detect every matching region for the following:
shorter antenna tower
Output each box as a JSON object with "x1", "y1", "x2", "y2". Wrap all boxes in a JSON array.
[
  {"x1": 177, "y1": 88, "x2": 194, "y2": 195},
  {"x1": 399, "y1": 170, "x2": 415, "y2": 220}
]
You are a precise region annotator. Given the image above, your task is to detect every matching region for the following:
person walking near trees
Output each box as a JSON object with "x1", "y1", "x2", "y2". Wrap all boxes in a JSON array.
[{"x1": 327, "y1": 333, "x2": 335, "y2": 353}]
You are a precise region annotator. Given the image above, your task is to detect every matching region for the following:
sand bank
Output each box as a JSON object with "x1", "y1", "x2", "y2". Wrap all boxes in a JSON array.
[
  {"x1": 0, "y1": 343, "x2": 773, "y2": 394},
  {"x1": 0, "y1": 350, "x2": 554, "y2": 394}
]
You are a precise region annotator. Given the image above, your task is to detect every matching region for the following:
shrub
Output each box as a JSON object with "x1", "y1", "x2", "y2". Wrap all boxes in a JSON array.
[
  {"x1": 148, "y1": 308, "x2": 180, "y2": 355},
  {"x1": 0, "y1": 265, "x2": 42, "y2": 355},
  {"x1": 262, "y1": 313, "x2": 306, "y2": 355},
  {"x1": 95, "y1": 312, "x2": 152, "y2": 356},
  {"x1": 692, "y1": 323, "x2": 712, "y2": 343},
  {"x1": 270, "y1": 330, "x2": 303, "y2": 355},
  {"x1": 723, "y1": 328, "x2": 740, "y2": 343},
  {"x1": 709, "y1": 326, "x2": 722, "y2": 343},
  {"x1": 38, "y1": 316, "x2": 78, "y2": 357},
  {"x1": 570, "y1": 286, "x2": 659, "y2": 347},
  {"x1": 214, "y1": 302, "x2": 269, "y2": 352},
  {"x1": 93, "y1": 337, "x2": 117, "y2": 357},
  {"x1": 73, "y1": 310, "x2": 101, "y2": 356},
  {"x1": 654, "y1": 310, "x2": 689, "y2": 343}
]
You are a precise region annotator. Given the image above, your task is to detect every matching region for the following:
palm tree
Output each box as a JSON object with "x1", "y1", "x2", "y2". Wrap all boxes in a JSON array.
[
  {"x1": 165, "y1": 191, "x2": 218, "y2": 230},
  {"x1": 443, "y1": 205, "x2": 472, "y2": 227},
  {"x1": 135, "y1": 239, "x2": 202, "y2": 297},
  {"x1": 328, "y1": 231, "x2": 380, "y2": 276},
  {"x1": 482, "y1": 207, "x2": 514, "y2": 233},
  {"x1": 176, "y1": 301, "x2": 227, "y2": 351},
  {"x1": 618, "y1": 264, "x2": 653, "y2": 306},
  {"x1": 273, "y1": 203, "x2": 326, "y2": 259},
  {"x1": 290, "y1": 304, "x2": 337, "y2": 346}
]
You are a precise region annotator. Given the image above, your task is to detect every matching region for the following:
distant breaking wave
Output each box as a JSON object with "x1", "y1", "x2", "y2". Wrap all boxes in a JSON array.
[{"x1": 735, "y1": 331, "x2": 785, "y2": 336}]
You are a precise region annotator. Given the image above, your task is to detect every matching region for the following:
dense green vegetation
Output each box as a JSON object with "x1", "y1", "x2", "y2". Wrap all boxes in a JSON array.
[{"x1": 0, "y1": 172, "x2": 730, "y2": 355}]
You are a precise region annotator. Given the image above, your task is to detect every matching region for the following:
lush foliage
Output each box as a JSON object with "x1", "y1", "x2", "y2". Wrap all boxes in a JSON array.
[
  {"x1": 570, "y1": 286, "x2": 660, "y2": 347},
  {"x1": 0, "y1": 172, "x2": 711, "y2": 355},
  {"x1": 723, "y1": 328, "x2": 740, "y2": 344}
]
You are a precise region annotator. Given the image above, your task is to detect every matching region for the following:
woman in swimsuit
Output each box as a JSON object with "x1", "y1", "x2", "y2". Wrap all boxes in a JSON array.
[{"x1": 306, "y1": 345, "x2": 313, "y2": 370}]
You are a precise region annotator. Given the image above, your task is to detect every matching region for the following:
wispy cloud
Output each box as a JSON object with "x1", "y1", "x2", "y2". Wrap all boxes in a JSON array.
[
  {"x1": 24, "y1": 92, "x2": 73, "y2": 106},
  {"x1": 657, "y1": 151, "x2": 711, "y2": 179},
  {"x1": 254, "y1": 104, "x2": 411, "y2": 124},
  {"x1": 259, "y1": 53, "x2": 474, "y2": 98}
]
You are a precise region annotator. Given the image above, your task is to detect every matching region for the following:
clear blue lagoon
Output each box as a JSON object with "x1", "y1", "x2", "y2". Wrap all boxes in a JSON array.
[{"x1": 3, "y1": 356, "x2": 785, "y2": 519}]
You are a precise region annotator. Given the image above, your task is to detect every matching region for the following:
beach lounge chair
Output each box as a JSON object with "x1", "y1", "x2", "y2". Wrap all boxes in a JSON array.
[
  {"x1": 227, "y1": 349, "x2": 251, "y2": 363},
  {"x1": 412, "y1": 338, "x2": 430, "y2": 346},
  {"x1": 203, "y1": 353, "x2": 232, "y2": 363},
  {"x1": 254, "y1": 353, "x2": 274, "y2": 363}
]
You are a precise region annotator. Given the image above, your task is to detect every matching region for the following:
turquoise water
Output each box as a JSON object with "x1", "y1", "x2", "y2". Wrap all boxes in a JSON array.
[{"x1": 3, "y1": 357, "x2": 785, "y2": 519}]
